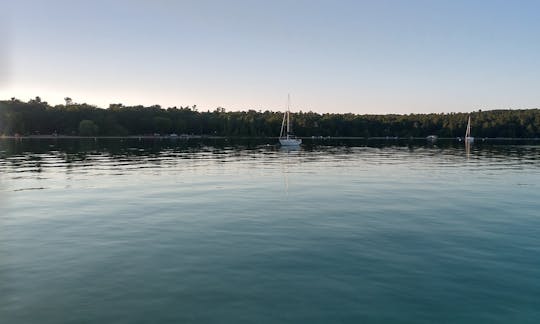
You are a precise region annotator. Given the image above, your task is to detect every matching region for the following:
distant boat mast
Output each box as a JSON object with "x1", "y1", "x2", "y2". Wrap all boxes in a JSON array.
[
  {"x1": 465, "y1": 115, "x2": 474, "y2": 143},
  {"x1": 280, "y1": 94, "x2": 292, "y2": 138},
  {"x1": 279, "y1": 94, "x2": 301, "y2": 146}
]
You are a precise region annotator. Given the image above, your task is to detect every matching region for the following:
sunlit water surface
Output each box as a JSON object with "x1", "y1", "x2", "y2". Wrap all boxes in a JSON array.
[{"x1": 1, "y1": 139, "x2": 539, "y2": 323}]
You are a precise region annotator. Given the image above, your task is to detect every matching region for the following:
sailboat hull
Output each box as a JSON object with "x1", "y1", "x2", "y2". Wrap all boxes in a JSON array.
[{"x1": 279, "y1": 138, "x2": 302, "y2": 146}]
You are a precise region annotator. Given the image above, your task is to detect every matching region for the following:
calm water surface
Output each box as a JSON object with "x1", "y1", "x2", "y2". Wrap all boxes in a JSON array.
[{"x1": 1, "y1": 139, "x2": 539, "y2": 323}]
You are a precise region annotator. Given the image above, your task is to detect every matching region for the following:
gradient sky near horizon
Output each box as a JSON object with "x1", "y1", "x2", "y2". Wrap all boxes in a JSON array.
[{"x1": 1, "y1": 0, "x2": 540, "y2": 114}]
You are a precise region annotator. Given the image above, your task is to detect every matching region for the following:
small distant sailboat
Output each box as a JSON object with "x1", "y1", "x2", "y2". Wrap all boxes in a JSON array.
[
  {"x1": 465, "y1": 115, "x2": 474, "y2": 143},
  {"x1": 426, "y1": 135, "x2": 438, "y2": 142},
  {"x1": 279, "y1": 95, "x2": 302, "y2": 146}
]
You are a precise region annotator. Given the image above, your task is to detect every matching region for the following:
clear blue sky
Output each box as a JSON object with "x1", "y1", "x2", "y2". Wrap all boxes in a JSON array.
[{"x1": 1, "y1": 0, "x2": 539, "y2": 114}]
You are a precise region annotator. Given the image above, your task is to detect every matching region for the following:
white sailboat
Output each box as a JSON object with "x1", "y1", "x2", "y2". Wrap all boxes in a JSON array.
[
  {"x1": 279, "y1": 95, "x2": 302, "y2": 146},
  {"x1": 465, "y1": 115, "x2": 474, "y2": 143}
]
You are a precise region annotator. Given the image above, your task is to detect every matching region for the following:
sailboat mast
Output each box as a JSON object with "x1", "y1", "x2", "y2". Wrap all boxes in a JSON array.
[
  {"x1": 280, "y1": 112, "x2": 286, "y2": 138},
  {"x1": 277, "y1": 94, "x2": 301, "y2": 146},
  {"x1": 466, "y1": 115, "x2": 471, "y2": 138},
  {"x1": 287, "y1": 94, "x2": 290, "y2": 138}
]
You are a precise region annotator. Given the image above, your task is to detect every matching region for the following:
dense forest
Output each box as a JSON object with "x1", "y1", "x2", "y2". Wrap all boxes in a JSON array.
[{"x1": 1, "y1": 97, "x2": 539, "y2": 138}]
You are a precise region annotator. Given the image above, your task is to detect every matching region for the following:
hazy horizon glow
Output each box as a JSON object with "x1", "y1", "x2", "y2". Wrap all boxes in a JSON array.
[{"x1": 2, "y1": 0, "x2": 540, "y2": 114}]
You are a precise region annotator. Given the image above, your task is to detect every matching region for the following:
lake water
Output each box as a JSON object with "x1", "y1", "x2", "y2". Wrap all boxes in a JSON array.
[{"x1": 1, "y1": 139, "x2": 539, "y2": 323}]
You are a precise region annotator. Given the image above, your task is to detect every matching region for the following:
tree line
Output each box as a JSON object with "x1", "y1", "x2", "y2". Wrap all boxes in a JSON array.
[{"x1": 1, "y1": 97, "x2": 539, "y2": 138}]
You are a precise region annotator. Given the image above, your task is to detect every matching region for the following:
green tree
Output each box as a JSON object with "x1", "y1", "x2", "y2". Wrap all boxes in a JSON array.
[
  {"x1": 152, "y1": 116, "x2": 172, "y2": 134},
  {"x1": 78, "y1": 120, "x2": 99, "y2": 136}
]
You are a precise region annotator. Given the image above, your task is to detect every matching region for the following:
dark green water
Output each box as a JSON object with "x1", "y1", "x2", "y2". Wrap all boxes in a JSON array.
[{"x1": 1, "y1": 139, "x2": 539, "y2": 323}]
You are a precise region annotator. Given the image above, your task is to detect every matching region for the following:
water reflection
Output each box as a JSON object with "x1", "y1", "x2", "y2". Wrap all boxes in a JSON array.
[{"x1": 0, "y1": 138, "x2": 539, "y2": 177}]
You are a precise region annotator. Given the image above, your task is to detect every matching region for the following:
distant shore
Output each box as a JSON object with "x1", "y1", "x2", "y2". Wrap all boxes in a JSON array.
[
  {"x1": 3, "y1": 100, "x2": 539, "y2": 139},
  {"x1": 1, "y1": 135, "x2": 539, "y2": 141}
]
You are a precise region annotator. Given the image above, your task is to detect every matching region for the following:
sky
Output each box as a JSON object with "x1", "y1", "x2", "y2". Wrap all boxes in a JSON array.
[{"x1": 1, "y1": 0, "x2": 540, "y2": 114}]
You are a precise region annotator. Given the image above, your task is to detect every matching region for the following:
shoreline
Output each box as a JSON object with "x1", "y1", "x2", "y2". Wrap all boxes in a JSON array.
[{"x1": 1, "y1": 135, "x2": 539, "y2": 141}]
